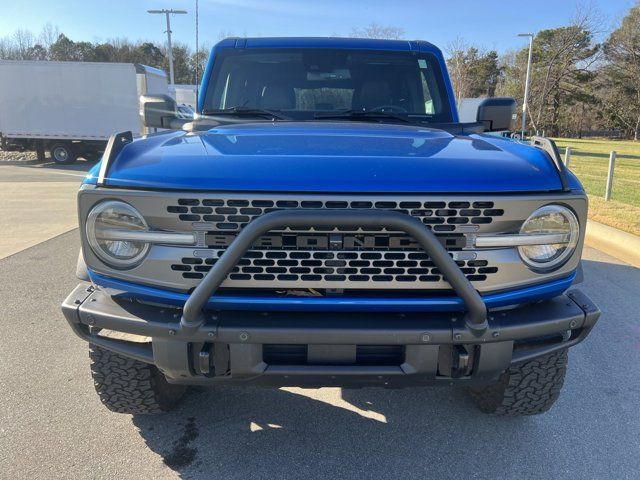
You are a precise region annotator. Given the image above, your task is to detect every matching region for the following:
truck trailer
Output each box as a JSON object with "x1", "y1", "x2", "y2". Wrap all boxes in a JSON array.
[{"x1": 0, "y1": 60, "x2": 167, "y2": 164}]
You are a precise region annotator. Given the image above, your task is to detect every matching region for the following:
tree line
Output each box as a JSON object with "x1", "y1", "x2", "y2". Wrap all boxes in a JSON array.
[
  {"x1": 1, "y1": 4, "x2": 639, "y2": 140},
  {"x1": 0, "y1": 23, "x2": 208, "y2": 86},
  {"x1": 446, "y1": 4, "x2": 640, "y2": 140}
]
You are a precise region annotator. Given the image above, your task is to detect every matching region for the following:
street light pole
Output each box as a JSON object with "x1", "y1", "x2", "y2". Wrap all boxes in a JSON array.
[
  {"x1": 195, "y1": 0, "x2": 199, "y2": 103},
  {"x1": 518, "y1": 33, "x2": 534, "y2": 139},
  {"x1": 148, "y1": 9, "x2": 188, "y2": 85},
  {"x1": 164, "y1": 11, "x2": 175, "y2": 85}
]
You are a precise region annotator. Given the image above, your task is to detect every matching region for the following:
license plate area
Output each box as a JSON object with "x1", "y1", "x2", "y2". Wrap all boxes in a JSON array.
[{"x1": 262, "y1": 344, "x2": 405, "y2": 366}]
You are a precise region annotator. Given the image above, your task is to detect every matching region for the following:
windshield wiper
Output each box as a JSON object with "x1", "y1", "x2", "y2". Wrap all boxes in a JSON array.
[
  {"x1": 201, "y1": 106, "x2": 290, "y2": 120},
  {"x1": 314, "y1": 109, "x2": 410, "y2": 123}
]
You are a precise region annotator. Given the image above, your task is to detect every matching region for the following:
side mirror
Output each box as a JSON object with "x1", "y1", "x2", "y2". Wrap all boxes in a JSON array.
[
  {"x1": 140, "y1": 94, "x2": 179, "y2": 129},
  {"x1": 476, "y1": 97, "x2": 516, "y2": 132}
]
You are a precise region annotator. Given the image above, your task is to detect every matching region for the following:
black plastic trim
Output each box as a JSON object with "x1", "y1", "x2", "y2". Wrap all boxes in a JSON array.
[
  {"x1": 96, "y1": 131, "x2": 133, "y2": 186},
  {"x1": 530, "y1": 136, "x2": 570, "y2": 192}
]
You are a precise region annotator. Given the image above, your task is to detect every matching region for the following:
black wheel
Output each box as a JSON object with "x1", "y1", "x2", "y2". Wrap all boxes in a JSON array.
[
  {"x1": 50, "y1": 143, "x2": 77, "y2": 164},
  {"x1": 89, "y1": 344, "x2": 187, "y2": 414},
  {"x1": 468, "y1": 349, "x2": 568, "y2": 416}
]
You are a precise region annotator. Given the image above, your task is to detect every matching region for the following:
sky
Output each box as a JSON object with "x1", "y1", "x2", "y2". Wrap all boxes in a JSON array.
[{"x1": 0, "y1": 0, "x2": 636, "y2": 54}]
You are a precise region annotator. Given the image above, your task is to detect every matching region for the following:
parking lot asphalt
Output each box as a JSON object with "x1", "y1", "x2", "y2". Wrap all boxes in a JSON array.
[
  {"x1": 0, "y1": 162, "x2": 92, "y2": 259},
  {"x1": 0, "y1": 228, "x2": 638, "y2": 479}
]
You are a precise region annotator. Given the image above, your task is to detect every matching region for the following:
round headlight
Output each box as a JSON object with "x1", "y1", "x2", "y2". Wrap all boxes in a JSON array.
[
  {"x1": 518, "y1": 205, "x2": 579, "y2": 271},
  {"x1": 86, "y1": 201, "x2": 149, "y2": 268}
]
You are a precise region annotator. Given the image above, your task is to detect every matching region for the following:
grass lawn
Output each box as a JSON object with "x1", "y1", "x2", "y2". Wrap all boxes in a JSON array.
[{"x1": 552, "y1": 137, "x2": 640, "y2": 236}]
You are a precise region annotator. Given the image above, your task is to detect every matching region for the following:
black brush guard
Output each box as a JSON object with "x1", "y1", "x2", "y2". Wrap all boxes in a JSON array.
[{"x1": 180, "y1": 210, "x2": 488, "y2": 334}]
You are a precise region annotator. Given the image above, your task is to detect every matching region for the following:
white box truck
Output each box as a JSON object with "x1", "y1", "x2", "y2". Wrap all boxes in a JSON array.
[
  {"x1": 168, "y1": 84, "x2": 198, "y2": 115},
  {"x1": 457, "y1": 97, "x2": 486, "y2": 123},
  {"x1": 0, "y1": 61, "x2": 168, "y2": 164}
]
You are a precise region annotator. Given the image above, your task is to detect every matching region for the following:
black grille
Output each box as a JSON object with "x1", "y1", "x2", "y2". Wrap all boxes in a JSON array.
[
  {"x1": 167, "y1": 198, "x2": 504, "y2": 233},
  {"x1": 171, "y1": 250, "x2": 498, "y2": 283},
  {"x1": 165, "y1": 195, "x2": 503, "y2": 289}
]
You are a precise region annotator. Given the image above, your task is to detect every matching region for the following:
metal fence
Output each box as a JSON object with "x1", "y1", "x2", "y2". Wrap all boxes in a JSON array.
[{"x1": 564, "y1": 147, "x2": 618, "y2": 201}]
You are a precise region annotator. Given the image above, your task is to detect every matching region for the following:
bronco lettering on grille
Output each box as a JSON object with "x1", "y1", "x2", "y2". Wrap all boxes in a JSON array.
[{"x1": 204, "y1": 233, "x2": 466, "y2": 250}]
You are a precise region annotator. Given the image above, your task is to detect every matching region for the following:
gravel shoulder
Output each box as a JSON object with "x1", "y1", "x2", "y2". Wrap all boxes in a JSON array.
[{"x1": 0, "y1": 149, "x2": 41, "y2": 163}]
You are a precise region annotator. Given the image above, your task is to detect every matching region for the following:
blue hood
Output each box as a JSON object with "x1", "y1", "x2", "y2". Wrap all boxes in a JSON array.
[{"x1": 90, "y1": 122, "x2": 569, "y2": 193}]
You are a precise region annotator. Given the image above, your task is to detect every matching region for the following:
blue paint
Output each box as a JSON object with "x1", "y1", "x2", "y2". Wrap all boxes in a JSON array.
[
  {"x1": 89, "y1": 269, "x2": 576, "y2": 313},
  {"x1": 87, "y1": 123, "x2": 567, "y2": 192}
]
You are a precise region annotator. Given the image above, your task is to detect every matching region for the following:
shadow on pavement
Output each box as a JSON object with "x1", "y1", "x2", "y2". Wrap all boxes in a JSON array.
[
  {"x1": 582, "y1": 257, "x2": 638, "y2": 275},
  {"x1": 132, "y1": 379, "x2": 533, "y2": 478}
]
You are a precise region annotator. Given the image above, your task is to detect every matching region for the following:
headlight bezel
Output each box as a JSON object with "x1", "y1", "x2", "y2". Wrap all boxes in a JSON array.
[
  {"x1": 85, "y1": 200, "x2": 150, "y2": 269},
  {"x1": 517, "y1": 204, "x2": 580, "y2": 272}
]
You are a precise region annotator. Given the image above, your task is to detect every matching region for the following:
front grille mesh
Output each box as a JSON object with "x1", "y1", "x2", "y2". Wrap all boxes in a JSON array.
[
  {"x1": 163, "y1": 195, "x2": 506, "y2": 290},
  {"x1": 167, "y1": 198, "x2": 504, "y2": 233},
  {"x1": 171, "y1": 249, "x2": 498, "y2": 285}
]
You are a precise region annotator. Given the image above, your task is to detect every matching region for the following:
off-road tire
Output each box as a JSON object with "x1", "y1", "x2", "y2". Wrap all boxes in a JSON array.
[
  {"x1": 468, "y1": 349, "x2": 568, "y2": 416},
  {"x1": 89, "y1": 345, "x2": 186, "y2": 414}
]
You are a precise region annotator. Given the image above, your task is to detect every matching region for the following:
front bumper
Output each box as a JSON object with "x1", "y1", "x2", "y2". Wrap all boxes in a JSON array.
[{"x1": 62, "y1": 282, "x2": 600, "y2": 387}]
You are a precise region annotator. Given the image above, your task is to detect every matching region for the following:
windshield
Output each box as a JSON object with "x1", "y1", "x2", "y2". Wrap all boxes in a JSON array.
[{"x1": 203, "y1": 48, "x2": 453, "y2": 123}]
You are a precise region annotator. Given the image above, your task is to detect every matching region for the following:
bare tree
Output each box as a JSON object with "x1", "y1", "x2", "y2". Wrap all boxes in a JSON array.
[
  {"x1": 0, "y1": 37, "x2": 16, "y2": 59},
  {"x1": 218, "y1": 30, "x2": 237, "y2": 41},
  {"x1": 12, "y1": 29, "x2": 36, "y2": 60},
  {"x1": 445, "y1": 38, "x2": 501, "y2": 104},
  {"x1": 350, "y1": 23, "x2": 405, "y2": 40},
  {"x1": 445, "y1": 38, "x2": 472, "y2": 104},
  {"x1": 39, "y1": 23, "x2": 61, "y2": 51},
  {"x1": 496, "y1": 3, "x2": 602, "y2": 136},
  {"x1": 532, "y1": 7, "x2": 601, "y2": 133},
  {"x1": 601, "y1": 2, "x2": 640, "y2": 140}
]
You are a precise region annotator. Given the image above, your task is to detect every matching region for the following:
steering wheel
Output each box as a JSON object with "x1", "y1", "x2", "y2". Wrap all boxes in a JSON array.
[{"x1": 370, "y1": 105, "x2": 408, "y2": 113}]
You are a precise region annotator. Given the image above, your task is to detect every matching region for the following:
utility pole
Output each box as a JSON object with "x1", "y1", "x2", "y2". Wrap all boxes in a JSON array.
[
  {"x1": 195, "y1": 0, "x2": 199, "y2": 104},
  {"x1": 148, "y1": 9, "x2": 187, "y2": 85},
  {"x1": 517, "y1": 33, "x2": 534, "y2": 139}
]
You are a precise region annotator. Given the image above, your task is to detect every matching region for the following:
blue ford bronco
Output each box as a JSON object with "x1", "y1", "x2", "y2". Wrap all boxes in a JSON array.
[{"x1": 62, "y1": 37, "x2": 600, "y2": 416}]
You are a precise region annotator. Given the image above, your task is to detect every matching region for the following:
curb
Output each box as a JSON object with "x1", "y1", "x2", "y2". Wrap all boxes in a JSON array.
[{"x1": 585, "y1": 220, "x2": 640, "y2": 268}]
